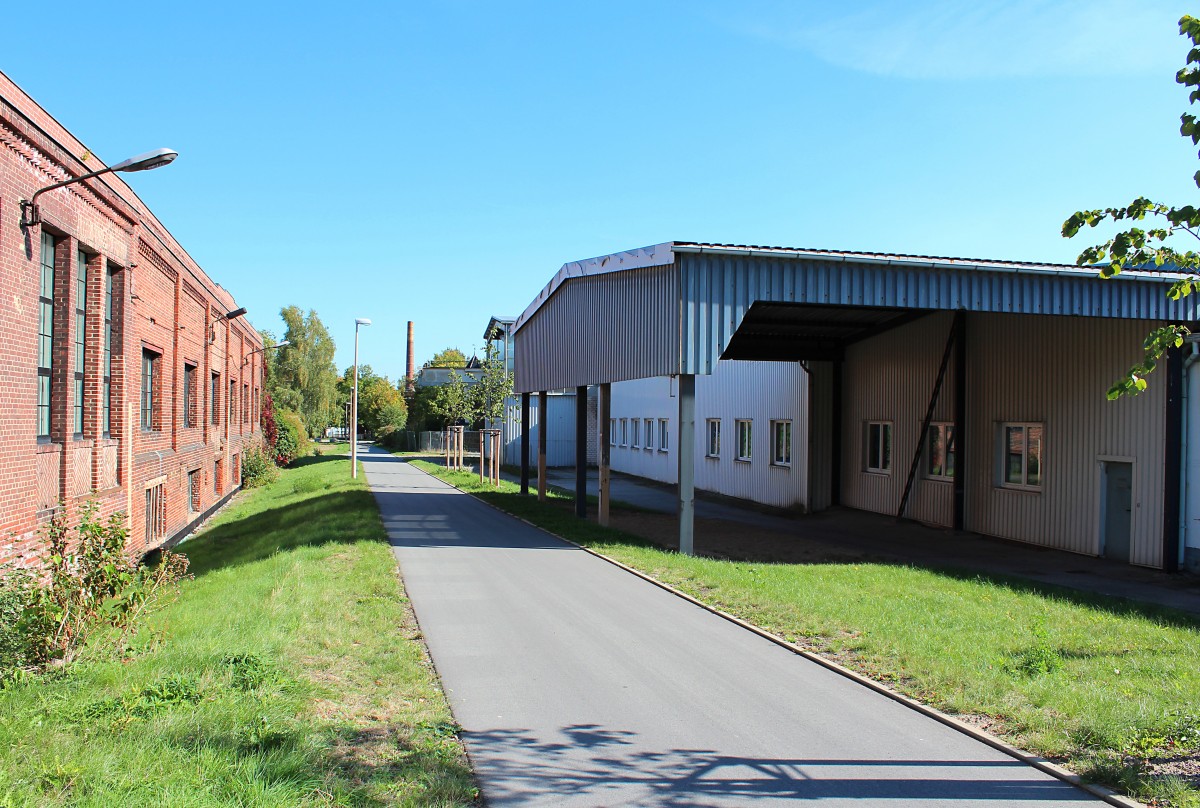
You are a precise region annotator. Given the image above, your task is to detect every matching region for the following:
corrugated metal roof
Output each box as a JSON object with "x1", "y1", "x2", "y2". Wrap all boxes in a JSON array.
[{"x1": 514, "y1": 241, "x2": 1189, "y2": 335}]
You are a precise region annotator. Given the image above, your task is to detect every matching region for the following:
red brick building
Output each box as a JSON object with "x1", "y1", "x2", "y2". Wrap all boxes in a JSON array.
[{"x1": 0, "y1": 71, "x2": 263, "y2": 568}]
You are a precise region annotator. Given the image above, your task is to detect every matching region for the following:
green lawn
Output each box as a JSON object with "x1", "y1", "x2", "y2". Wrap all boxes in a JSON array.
[
  {"x1": 0, "y1": 449, "x2": 476, "y2": 807},
  {"x1": 412, "y1": 458, "x2": 1200, "y2": 807}
]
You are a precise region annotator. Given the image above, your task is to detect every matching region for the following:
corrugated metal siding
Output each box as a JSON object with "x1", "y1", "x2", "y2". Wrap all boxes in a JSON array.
[
  {"x1": 500, "y1": 392, "x2": 578, "y2": 467},
  {"x1": 608, "y1": 362, "x2": 808, "y2": 509},
  {"x1": 806, "y1": 361, "x2": 834, "y2": 512},
  {"x1": 966, "y1": 314, "x2": 1166, "y2": 567},
  {"x1": 841, "y1": 312, "x2": 1167, "y2": 565},
  {"x1": 841, "y1": 313, "x2": 957, "y2": 526},
  {"x1": 679, "y1": 254, "x2": 1200, "y2": 376},
  {"x1": 513, "y1": 264, "x2": 680, "y2": 393}
]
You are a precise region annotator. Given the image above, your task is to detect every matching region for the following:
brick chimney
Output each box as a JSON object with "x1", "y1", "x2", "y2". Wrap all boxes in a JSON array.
[{"x1": 405, "y1": 320, "x2": 416, "y2": 391}]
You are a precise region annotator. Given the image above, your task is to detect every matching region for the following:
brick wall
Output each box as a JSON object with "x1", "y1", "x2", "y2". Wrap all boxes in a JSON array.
[{"x1": 0, "y1": 70, "x2": 263, "y2": 568}]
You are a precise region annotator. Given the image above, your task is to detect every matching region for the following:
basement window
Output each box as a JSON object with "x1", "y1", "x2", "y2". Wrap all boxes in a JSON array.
[{"x1": 864, "y1": 421, "x2": 892, "y2": 474}]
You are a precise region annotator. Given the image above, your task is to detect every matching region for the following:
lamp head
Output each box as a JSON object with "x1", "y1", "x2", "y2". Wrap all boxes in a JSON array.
[
  {"x1": 275, "y1": 340, "x2": 291, "y2": 349},
  {"x1": 224, "y1": 307, "x2": 247, "y2": 320},
  {"x1": 110, "y1": 148, "x2": 178, "y2": 173},
  {"x1": 355, "y1": 318, "x2": 372, "y2": 326}
]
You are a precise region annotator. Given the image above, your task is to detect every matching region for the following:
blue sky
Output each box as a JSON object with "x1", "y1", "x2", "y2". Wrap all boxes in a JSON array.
[{"x1": 5, "y1": 0, "x2": 1195, "y2": 380}]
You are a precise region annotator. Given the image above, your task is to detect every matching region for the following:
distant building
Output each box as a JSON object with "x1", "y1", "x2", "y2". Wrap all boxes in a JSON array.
[{"x1": 0, "y1": 71, "x2": 263, "y2": 569}]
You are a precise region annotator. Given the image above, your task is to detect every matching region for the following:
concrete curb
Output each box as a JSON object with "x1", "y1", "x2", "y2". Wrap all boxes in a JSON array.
[{"x1": 404, "y1": 459, "x2": 1145, "y2": 808}]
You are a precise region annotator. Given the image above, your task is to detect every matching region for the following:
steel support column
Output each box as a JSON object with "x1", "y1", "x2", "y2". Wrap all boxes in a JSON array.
[
  {"x1": 831, "y1": 357, "x2": 842, "y2": 506},
  {"x1": 678, "y1": 374, "x2": 696, "y2": 556},
  {"x1": 1165, "y1": 343, "x2": 1183, "y2": 572},
  {"x1": 520, "y1": 392, "x2": 530, "y2": 496},
  {"x1": 537, "y1": 391, "x2": 547, "y2": 502},
  {"x1": 953, "y1": 311, "x2": 967, "y2": 532},
  {"x1": 599, "y1": 383, "x2": 611, "y2": 526},
  {"x1": 575, "y1": 385, "x2": 587, "y2": 518}
]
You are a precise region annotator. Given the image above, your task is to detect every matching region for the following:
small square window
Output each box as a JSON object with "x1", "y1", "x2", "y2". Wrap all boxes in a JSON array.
[
  {"x1": 735, "y1": 419, "x2": 752, "y2": 462},
  {"x1": 999, "y1": 422, "x2": 1043, "y2": 489},
  {"x1": 771, "y1": 420, "x2": 792, "y2": 466},
  {"x1": 706, "y1": 419, "x2": 721, "y2": 458},
  {"x1": 865, "y1": 421, "x2": 892, "y2": 474}
]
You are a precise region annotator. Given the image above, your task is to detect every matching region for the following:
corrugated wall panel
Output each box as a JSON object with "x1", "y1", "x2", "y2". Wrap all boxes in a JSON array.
[
  {"x1": 679, "y1": 254, "x2": 1200, "y2": 376},
  {"x1": 841, "y1": 313, "x2": 957, "y2": 527},
  {"x1": 514, "y1": 264, "x2": 679, "y2": 393},
  {"x1": 608, "y1": 361, "x2": 809, "y2": 509},
  {"x1": 501, "y1": 393, "x2": 578, "y2": 467},
  {"x1": 841, "y1": 312, "x2": 1168, "y2": 565},
  {"x1": 966, "y1": 314, "x2": 1166, "y2": 567}
]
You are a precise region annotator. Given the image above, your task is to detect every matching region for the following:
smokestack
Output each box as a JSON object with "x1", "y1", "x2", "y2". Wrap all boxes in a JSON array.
[{"x1": 406, "y1": 320, "x2": 415, "y2": 391}]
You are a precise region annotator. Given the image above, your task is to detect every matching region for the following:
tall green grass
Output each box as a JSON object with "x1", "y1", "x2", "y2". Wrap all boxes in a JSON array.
[
  {"x1": 0, "y1": 451, "x2": 476, "y2": 807},
  {"x1": 413, "y1": 458, "x2": 1200, "y2": 807}
]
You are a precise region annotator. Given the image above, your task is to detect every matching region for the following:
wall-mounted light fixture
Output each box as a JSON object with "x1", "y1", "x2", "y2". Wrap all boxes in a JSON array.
[
  {"x1": 209, "y1": 307, "x2": 248, "y2": 344},
  {"x1": 243, "y1": 340, "x2": 290, "y2": 366},
  {"x1": 20, "y1": 148, "x2": 178, "y2": 228}
]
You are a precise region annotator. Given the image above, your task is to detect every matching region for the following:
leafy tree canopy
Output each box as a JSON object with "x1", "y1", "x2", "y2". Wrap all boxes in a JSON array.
[
  {"x1": 272, "y1": 306, "x2": 339, "y2": 436},
  {"x1": 1063, "y1": 15, "x2": 1200, "y2": 397},
  {"x1": 427, "y1": 348, "x2": 467, "y2": 368}
]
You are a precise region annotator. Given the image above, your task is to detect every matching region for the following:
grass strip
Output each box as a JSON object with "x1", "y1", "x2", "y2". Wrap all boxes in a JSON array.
[
  {"x1": 0, "y1": 448, "x2": 477, "y2": 807},
  {"x1": 412, "y1": 457, "x2": 1200, "y2": 808}
]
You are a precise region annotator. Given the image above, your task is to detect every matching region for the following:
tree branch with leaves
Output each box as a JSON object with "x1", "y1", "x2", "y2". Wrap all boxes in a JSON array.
[{"x1": 1063, "y1": 14, "x2": 1200, "y2": 398}]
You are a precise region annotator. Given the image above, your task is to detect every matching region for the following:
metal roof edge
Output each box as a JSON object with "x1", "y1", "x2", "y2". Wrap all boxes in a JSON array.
[
  {"x1": 671, "y1": 243, "x2": 1188, "y2": 283},
  {"x1": 513, "y1": 242, "x2": 677, "y2": 333}
]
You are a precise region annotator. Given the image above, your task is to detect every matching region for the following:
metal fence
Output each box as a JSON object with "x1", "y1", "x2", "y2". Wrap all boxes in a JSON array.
[{"x1": 419, "y1": 430, "x2": 482, "y2": 455}]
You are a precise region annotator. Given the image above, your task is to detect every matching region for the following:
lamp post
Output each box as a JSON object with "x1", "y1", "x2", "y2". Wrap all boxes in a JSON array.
[
  {"x1": 351, "y1": 318, "x2": 371, "y2": 478},
  {"x1": 20, "y1": 148, "x2": 178, "y2": 227}
]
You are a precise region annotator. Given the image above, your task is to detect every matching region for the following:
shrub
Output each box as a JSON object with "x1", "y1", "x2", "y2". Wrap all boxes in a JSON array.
[
  {"x1": 240, "y1": 445, "x2": 280, "y2": 489},
  {"x1": 1, "y1": 504, "x2": 190, "y2": 676},
  {"x1": 273, "y1": 410, "x2": 308, "y2": 466}
]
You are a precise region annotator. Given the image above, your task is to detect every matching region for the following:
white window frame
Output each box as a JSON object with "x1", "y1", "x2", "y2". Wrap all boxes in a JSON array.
[
  {"x1": 631, "y1": 418, "x2": 640, "y2": 449},
  {"x1": 999, "y1": 422, "x2": 1044, "y2": 490},
  {"x1": 609, "y1": 418, "x2": 617, "y2": 446},
  {"x1": 620, "y1": 418, "x2": 627, "y2": 447},
  {"x1": 643, "y1": 418, "x2": 654, "y2": 450},
  {"x1": 771, "y1": 420, "x2": 792, "y2": 467},
  {"x1": 925, "y1": 422, "x2": 955, "y2": 482},
  {"x1": 658, "y1": 418, "x2": 669, "y2": 452},
  {"x1": 735, "y1": 419, "x2": 752, "y2": 462},
  {"x1": 706, "y1": 418, "x2": 721, "y2": 458},
  {"x1": 864, "y1": 421, "x2": 892, "y2": 474}
]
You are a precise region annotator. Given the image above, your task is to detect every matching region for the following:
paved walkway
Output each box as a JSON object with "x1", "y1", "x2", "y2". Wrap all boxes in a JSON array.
[
  {"x1": 364, "y1": 447, "x2": 1104, "y2": 807},
  {"x1": 516, "y1": 466, "x2": 1200, "y2": 617}
]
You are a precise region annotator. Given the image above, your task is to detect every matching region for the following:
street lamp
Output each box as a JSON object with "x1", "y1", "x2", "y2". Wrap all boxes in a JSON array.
[
  {"x1": 243, "y1": 340, "x2": 290, "y2": 365},
  {"x1": 351, "y1": 318, "x2": 371, "y2": 478},
  {"x1": 20, "y1": 148, "x2": 178, "y2": 227}
]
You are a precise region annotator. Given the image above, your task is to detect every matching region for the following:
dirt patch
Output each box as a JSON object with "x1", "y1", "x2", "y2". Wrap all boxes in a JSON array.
[{"x1": 1145, "y1": 754, "x2": 1200, "y2": 788}]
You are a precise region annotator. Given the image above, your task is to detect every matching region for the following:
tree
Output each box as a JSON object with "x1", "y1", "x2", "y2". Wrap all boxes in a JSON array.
[
  {"x1": 273, "y1": 306, "x2": 339, "y2": 436},
  {"x1": 1063, "y1": 14, "x2": 1200, "y2": 398},
  {"x1": 430, "y1": 370, "x2": 474, "y2": 426},
  {"x1": 472, "y1": 341, "x2": 514, "y2": 426},
  {"x1": 427, "y1": 347, "x2": 467, "y2": 368}
]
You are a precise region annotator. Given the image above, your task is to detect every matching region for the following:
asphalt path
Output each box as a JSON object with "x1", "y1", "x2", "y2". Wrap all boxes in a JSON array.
[{"x1": 363, "y1": 447, "x2": 1105, "y2": 807}]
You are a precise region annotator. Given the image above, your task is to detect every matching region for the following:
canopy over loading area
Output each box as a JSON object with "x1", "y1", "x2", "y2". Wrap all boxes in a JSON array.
[{"x1": 512, "y1": 242, "x2": 1200, "y2": 568}]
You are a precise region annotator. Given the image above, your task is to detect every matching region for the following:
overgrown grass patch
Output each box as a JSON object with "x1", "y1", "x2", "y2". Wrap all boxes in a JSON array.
[
  {"x1": 0, "y1": 450, "x2": 476, "y2": 807},
  {"x1": 413, "y1": 458, "x2": 1200, "y2": 807}
]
